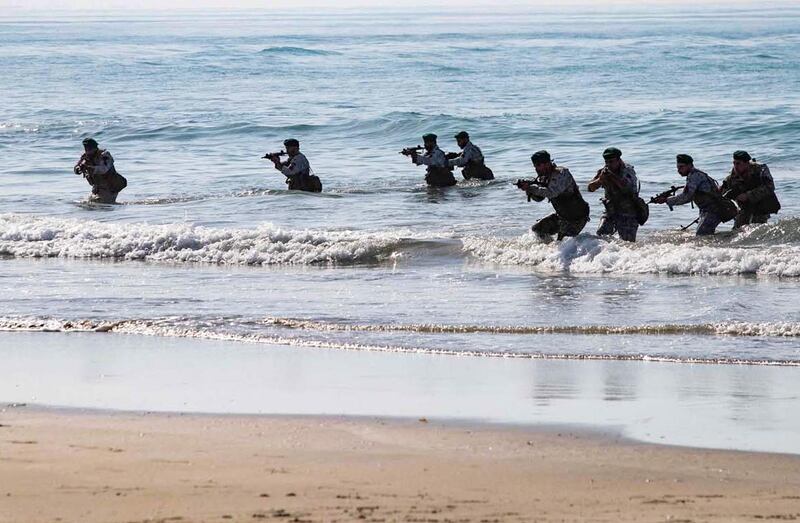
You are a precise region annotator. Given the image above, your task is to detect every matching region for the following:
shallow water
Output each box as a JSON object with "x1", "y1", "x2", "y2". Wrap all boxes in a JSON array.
[
  {"x1": 2, "y1": 5, "x2": 800, "y2": 366},
  {"x1": 3, "y1": 332, "x2": 800, "y2": 454}
]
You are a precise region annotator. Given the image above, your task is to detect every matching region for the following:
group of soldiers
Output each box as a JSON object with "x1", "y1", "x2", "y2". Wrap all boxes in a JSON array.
[
  {"x1": 515, "y1": 146, "x2": 779, "y2": 242},
  {"x1": 73, "y1": 134, "x2": 781, "y2": 241},
  {"x1": 397, "y1": 132, "x2": 779, "y2": 241}
]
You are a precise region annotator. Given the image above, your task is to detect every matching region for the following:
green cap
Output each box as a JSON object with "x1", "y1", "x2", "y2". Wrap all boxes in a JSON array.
[
  {"x1": 283, "y1": 138, "x2": 299, "y2": 148},
  {"x1": 422, "y1": 133, "x2": 437, "y2": 142},
  {"x1": 530, "y1": 150, "x2": 551, "y2": 164},
  {"x1": 454, "y1": 131, "x2": 469, "y2": 140},
  {"x1": 676, "y1": 153, "x2": 693, "y2": 165},
  {"x1": 82, "y1": 137, "x2": 98, "y2": 149},
  {"x1": 602, "y1": 147, "x2": 622, "y2": 159},
  {"x1": 733, "y1": 150, "x2": 751, "y2": 161}
]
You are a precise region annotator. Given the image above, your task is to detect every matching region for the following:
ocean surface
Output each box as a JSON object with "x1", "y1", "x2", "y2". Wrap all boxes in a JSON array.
[{"x1": 2, "y1": 4, "x2": 800, "y2": 368}]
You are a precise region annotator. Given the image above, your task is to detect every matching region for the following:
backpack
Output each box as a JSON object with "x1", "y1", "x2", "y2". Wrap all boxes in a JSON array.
[{"x1": 108, "y1": 170, "x2": 128, "y2": 193}]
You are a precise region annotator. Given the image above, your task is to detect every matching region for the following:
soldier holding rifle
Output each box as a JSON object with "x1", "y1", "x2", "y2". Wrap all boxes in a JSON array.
[
  {"x1": 264, "y1": 138, "x2": 321, "y2": 192},
  {"x1": 650, "y1": 154, "x2": 734, "y2": 236},
  {"x1": 401, "y1": 133, "x2": 456, "y2": 187},
  {"x1": 515, "y1": 150, "x2": 590, "y2": 242}
]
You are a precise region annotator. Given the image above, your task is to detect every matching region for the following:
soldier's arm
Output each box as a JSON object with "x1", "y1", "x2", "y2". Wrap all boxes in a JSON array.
[
  {"x1": 414, "y1": 154, "x2": 436, "y2": 166},
  {"x1": 448, "y1": 152, "x2": 468, "y2": 168},
  {"x1": 280, "y1": 159, "x2": 301, "y2": 177},
  {"x1": 527, "y1": 169, "x2": 571, "y2": 199},
  {"x1": 587, "y1": 169, "x2": 604, "y2": 192},
  {"x1": 666, "y1": 174, "x2": 698, "y2": 207},
  {"x1": 73, "y1": 154, "x2": 86, "y2": 174},
  {"x1": 743, "y1": 164, "x2": 775, "y2": 202}
]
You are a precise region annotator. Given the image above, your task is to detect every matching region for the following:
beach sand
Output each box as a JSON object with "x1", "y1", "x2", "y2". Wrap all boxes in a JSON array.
[{"x1": 2, "y1": 407, "x2": 799, "y2": 523}]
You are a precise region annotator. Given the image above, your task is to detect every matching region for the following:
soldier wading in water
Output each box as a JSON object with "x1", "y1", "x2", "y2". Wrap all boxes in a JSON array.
[
  {"x1": 73, "y1": 137, "x2": 127, "y2": 204},
  {"x1": 650, "y1": 154, "x2": 737, "y2": 235},
  {"x1": 446, "y1": 131, "x2": 494, "y2": 181},
  {"x1": 516, "y1": 150, "x2": 590, "y2": 242},
  {"x1": 721, "y1": 150, "x2": 780, "y2": 229},
  {"x1": 403, "y1": 133, "x2": 457, "y2": 187},
  {"x1": 265, "y1": 138, "x2": 322, "y2": 193},
  {"x1": 587, "y1": 147, "x2": 644, "y2": 242}
]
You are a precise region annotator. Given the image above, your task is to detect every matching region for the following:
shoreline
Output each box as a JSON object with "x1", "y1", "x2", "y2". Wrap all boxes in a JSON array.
[
  {"x1": 3, "y1": 331, "x2": 800, "y2": 455},
  {"x1": 3, "y1": 406, "x2": 800, "y2": 523}
]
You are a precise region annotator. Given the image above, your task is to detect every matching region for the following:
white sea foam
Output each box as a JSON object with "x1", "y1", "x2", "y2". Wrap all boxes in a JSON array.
[
  {"x1": 0, "y1": 214, "x2": 409, "y2": 266},
  {"x1": 462, "y1": 231, "x2": 800, "y2": 276},
  {"x1": 2, "y1": 316, "x2": 800, "y2": 367}
]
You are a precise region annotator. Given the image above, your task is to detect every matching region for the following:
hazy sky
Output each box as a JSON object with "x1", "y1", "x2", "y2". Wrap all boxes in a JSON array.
[{"x1": 0, "y1": 0, "x2": 768, "y2": 9}]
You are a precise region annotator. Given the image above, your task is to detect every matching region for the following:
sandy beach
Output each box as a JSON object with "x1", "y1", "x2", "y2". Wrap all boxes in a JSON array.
[{"x1": 2, "y1": 407, "x2": 800, "y2": 523}]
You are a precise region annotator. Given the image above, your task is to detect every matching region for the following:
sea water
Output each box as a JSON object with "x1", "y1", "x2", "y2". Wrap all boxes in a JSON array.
[{"x1": 2, "y1": 5, "x2": 800, "y2": 367}]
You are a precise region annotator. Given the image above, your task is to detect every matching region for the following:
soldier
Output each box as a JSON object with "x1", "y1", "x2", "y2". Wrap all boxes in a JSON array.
[
  {"x1": 721, "y1": 150, "x2": 780, "y2": 229},
  {"x1": 446, "y1": 131, "x2": 494, "y2": 180},
  {"x1": 587, "y1": 147, "x2": 640, "y2": 242},
  {"x1": 407, "y1": 133, "x2": 456, "y2": 187},
  {"x1": 651, "y1": 154, "x2": 728, "y2": 236},
  {"x1": 267, "y1": 138, "x2": 321, "y2": 192},
  {"x1": 516, "y1": 150, "x2": 590, "y2": 242},
  {"x1": 73, "y1": 138, "x2": 126, "y2": 204}
]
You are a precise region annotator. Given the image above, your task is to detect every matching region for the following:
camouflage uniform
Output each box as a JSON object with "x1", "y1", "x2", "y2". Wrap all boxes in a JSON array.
[
  {"x1": 666, "y1": 168, "x2": 722, "y2": 236},
  {"x1": 526, "y1": 165, "x2": 590, "y2": 241},
  {"x1": 595, "y1": 162, "x2": 639, "y2": 242},
  {"x1": 74, "y1": 149, "x2": 119, "y2": 204},
  {"x1": 721, "y1": 162, "x2": 778, "y2": 229},
  {"x1": 448, "y1": 141, "x2": 493, "y2": 180},
  {"x1": 415, "y1": 146, "x2": 456, "y2": 187}
]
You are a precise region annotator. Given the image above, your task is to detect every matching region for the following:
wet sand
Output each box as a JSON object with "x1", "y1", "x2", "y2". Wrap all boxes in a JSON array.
[{"x1": 2, "y1": 407, "x2": 800, "y2": 523}]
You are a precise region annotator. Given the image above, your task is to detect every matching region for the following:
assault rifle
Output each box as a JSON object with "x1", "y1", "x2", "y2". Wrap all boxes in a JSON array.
[
  {"x1": 648, "y1": 185, "x2": 684, "y2": 204},
  {"x1": 400, "y1": 145, "x2": 423, "y2": 156},
  {"x1": 74, "y1": 159, "x2": 91, "y2": 176},
  {"x1": 514, "y1": 178, "x2": 547, "y2": 202},
  {"x1": 262, "y1": 151, "x2": 287, "y2": 161}
]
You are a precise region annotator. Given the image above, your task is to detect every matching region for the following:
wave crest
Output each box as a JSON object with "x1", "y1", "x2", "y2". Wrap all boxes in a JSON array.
[
  {"x1": 463, "y1": 224, "x2": 800, "y2": 276},
  {"x1": 258, "y1": 46, "x2": 340, "y2": 56},
  {"x1": 0, "y1": 214, "x2": 405, "y2": 265},
  {"x1": 2, "y1": 315, "x2": 799, "y2": 365}
]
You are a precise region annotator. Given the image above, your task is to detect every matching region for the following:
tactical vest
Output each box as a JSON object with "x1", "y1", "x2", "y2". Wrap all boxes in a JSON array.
[
  {"x1": 551, "y1": 181, "x2": 590, "y2": 222},
  {"x1": 425, "y1": 166, "x2": 457, "y2": 187},
  {"x1": 463, "y1": 160, "x2": 494, "y2": 181},
  {"x1": 601, "y1": 168, "x2": 638, "y2": 216},
  {"x1": 688, "y1": 170, "x2": 717, "y2": 211},
  {"x1": 725, "y1": 162, "x2": 780, "y2": 215},
  {"x1": 85, "y1": 150, "x2": 127, "y2": 193},
  {"x1": 286, "y1": 173, "x2": 322, "y2": 193}
]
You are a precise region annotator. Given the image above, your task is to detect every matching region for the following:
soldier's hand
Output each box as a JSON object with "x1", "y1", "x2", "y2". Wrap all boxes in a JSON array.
[{"x1": 652, "y1": 195, "x2": 668, "y2": 204}]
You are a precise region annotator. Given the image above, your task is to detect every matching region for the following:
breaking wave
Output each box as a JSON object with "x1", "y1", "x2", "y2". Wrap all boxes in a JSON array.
[
  {"x1": 463, "y1": 219, "x2": 800, "y2": 276},
  {"x1": 0, "y1": 214, "x2": 412, "y2": 265},
  {"x1": 3, "y1": 214, "x2": 800, "y2": 274},
  {"x1": 1, "y1": 316, "x2": 799, "y2": 366}
]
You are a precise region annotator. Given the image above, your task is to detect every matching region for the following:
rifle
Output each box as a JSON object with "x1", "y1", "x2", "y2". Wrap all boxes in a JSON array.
[
  {"x1": 400, "y1": 146, "x2": 423, "y2": 156},
  {"x1": 262, "y1": 151, "x2": 287, "y2": 161},
  {"x1": 514, "y1": 178, "x2": 547, "y2": 202},
  {"x1": 648, "y1": 185, "x2": 684, "y2": 204}
]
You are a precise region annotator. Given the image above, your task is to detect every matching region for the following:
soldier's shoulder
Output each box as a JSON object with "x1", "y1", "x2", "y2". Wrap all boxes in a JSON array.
[{"x1": 623, "y1": 163, "x2": 636, "y2": 174}]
